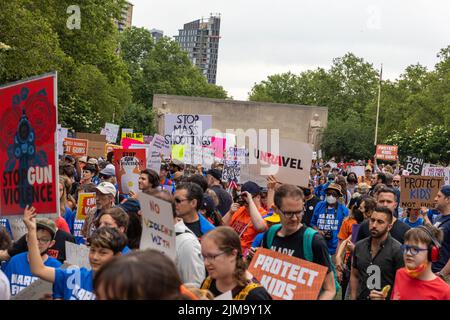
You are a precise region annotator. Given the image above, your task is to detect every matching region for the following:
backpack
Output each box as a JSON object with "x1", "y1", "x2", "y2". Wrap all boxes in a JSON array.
[{"x1": 265, "y1": 224, "x2": 340, "y2": 294}]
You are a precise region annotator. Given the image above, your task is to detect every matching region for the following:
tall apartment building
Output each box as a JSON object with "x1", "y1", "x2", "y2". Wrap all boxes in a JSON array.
[
  {"x1": 174, "y1": 14, "x2": 221, "y2": 84},
  {"x1": 150, "y1": 29, "x2": 164, "y2": 42},
  {"x1": 117, "y1": 1, "x2": 133, "y2": 32}
]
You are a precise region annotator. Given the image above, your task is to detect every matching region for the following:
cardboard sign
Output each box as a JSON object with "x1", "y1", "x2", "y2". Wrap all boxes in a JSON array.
[
  {"x1": 75, "y1": 132, "x2": 107, "y2": 158},
  {"x1": 101, "y1": 123, "x2": 120, "y2": 143},
  {"x1": 0, "y1": 73, "x2": 58, "y2": 218},
  {"x1": 422, "y1": 165, "x2": 450, "y2": 186},
  {"x1": 75, "y1": 193, "x2": 96, "y2": 221},
  {"x1": 11, "y1": 278, "x2": 53, "y2": 300},
  {"x1": 164, "y1": 114, "x2": 212, "y2": 147},
  {"x1": 63, "y1": 138, "x2": 88, "y2": 158},
  {"x1": 222, "y1": 160, "x2": 241, "y2": 183},
  {"x1": 248, "y1": 248, "x2": 327, "y2": 300},
  {"x1": 376, "y1": 145, "x2": 398, "y2": 161},
  {"x1": 139, "y1": 192, "x2": 176, "y2": 260},
  {"x1": 400, "y1": 175, "x2": 445, "y2": 209},
  {"x1": 113, "y1": 149, "x2": 146, "y2": 194},
  {"x1": 252, "y1": 139, "x2": 313, "y2": 187},
  {"x1": 65, "y1": 241, "x2": 91, "y2": 269},
  {"x1": 405, "y1": 155, "x2": 425, "y2": 175}
]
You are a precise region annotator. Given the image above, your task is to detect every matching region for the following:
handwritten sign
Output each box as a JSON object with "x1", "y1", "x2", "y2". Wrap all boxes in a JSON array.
[
  {"x1": 376, "y1": 145, "x2": 398, "y2": 161},
  {"x1": 405, "y1": 155, "x2": 425, "y2": 175},
  {"x1": 400, "y1": 175, "x2": 445, "y2": 209},
  {"x1": 248, "y1": 248, "x2": 327, "y2": 300},
  {"x1": 139, "y1": 192, "x2": 176, "y2": 260},
  {"x1": 422, "y1": 165, "x2": 450, "y2": 186},
  {"x1": 222, "y1": 160, "x2": 241, "y2": 183},
  {"x1": 65, "y1": 241, "x2": 91, "y2": 269}
]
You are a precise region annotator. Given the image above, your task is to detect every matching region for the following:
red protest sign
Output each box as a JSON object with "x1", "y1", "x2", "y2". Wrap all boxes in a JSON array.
[
  {"x1": 113, "y1": 149, "x2": 146, "y2": 194},
  {"x1": 376, "y1": 145, "x2": 398, "y2": 161},
  {"x1": 0, "y1": 73, "x2": 58, "y2": 218},
  {"x1": 247, "y1": 248, "x2": 327, "y2": 300},
  {"x1": 64, "y1": 138, "x2": 88, "y2": 157},
  {"x1": 76, "y1": 193, "x2": 96, "y2": 221}
]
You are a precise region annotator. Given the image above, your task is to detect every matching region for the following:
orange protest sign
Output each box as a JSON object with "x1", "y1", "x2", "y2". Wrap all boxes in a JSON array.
[
  {"x1": 64, "y1": 138, "x2": 89, "y2": 157},
  {"x1": 76, "y1": 193, "x2": 96, "y2": 221},
  {"x1": 376, "y1": 145, "x2": 398, "y2": 161},
  {"x1": 247, "y1": 248, "x2": 327, "y2": 300}
]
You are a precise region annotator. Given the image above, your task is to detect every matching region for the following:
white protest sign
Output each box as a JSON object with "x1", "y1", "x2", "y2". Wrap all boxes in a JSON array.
[
  {"x1": 151, "y1": 134, "x2": 170, "y2": 163},
  {"x1": 9, "y1": 217, "x2": 28, "y2": 241},
  {"x1": 101, "y1": 123, "x2": 120, "y2": 143},
  {"x1": 139, "y1": 192, "x2": 176, "y2": 260},
  {"x1": 11, "y1": 279, "x2": 53, "y2": 300},
  {"x1": 164, "y1": 114, "x2": 212, "y2": 147},
  {"x1": 223, "y1": 160, "x2": 241, "y2": 183},
  {"x1": 349, "y1": 166, "x2": 365, "y2": 178},
  {"x1": 422, "y1": 165, "x2": 450, "y2": 186},
  {"x1": 65, "y1": 241, "x2": 91, "y2": 269},
  {"x1": 252, "y1": 139, "x2": 313, "y2": 187},
  {"x1": 57, "y1": 125, "x2": 68, "y2": 157}
]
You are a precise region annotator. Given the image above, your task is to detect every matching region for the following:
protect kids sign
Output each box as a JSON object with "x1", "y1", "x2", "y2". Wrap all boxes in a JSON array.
[{"x1": 0, "y1": 73, "x2": 58, "y2": 218}]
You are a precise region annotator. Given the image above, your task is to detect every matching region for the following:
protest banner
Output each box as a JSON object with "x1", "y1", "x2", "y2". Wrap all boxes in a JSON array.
[
  {"x1": 400, "y1": 175, "x2": 445, "y2": 209},
  {"x1": 63, "y1": 138, "x2": 88, "y2": 158},
  {"x1": 11, "y1": 278, "x2": 53, "y2": 300},
  {"x1": 75, "y1": 132, "x2": 107, "y2": 158},
  {"x1": 101, "y1": 123, "x2": 120, "y2": 143},
  {"x1": 222, "y1": 160, "x2": 241, "y2": 183},
  {"x1": 139, "y1": 192, "x2": 176, "y2": 260},
  {"x1": 248, "y1": 248, "x2": 327, "y2": 300},
  {"x1": 422, "y1": 164, "x2": 450, "y2": 186},
  {"x1": 164, "y1": 114, "x2": 212, "y2": 147},
  {"x1": 65, "y1": 241, "x2": 91, "y2": 269},
  {"x1": 75, "y1": 193, "x2": 96, "y2": 221},
  {"x1": 104, "y1": 143, "x2": 122, "y2": 157},
  {"x1": 251, "y1": 139, "x2": 312, "y2": 187},
  {"x1": 57, "y1": 125, "x2": 68, "y2": 157},
  {"x1": 0, "y1": 72, "x2": 58, "y2": 218},
  {"x1": 405, "y1": 155, "x2": 425, "y2": 175},
  {"x1": 113, "y1": 149, "x2": 146, "y2": 194},
  {"x1": 349, "y1": 166, "x2": 365, "y2": 178},
  {"x1": 376, "y1": 145, "x2": 398, "y2": 161}
]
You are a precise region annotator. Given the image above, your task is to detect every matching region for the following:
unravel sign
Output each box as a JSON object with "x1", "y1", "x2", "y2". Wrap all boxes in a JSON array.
[
  {"x1": 247, "y1": 248, "x2": 327, "y2": 300},
  {"x1": 0, "y1": 73, "x2": 58, "y2": 218}
]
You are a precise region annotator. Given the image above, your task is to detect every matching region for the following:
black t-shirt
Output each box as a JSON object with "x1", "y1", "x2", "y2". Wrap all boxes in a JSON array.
[
  {"x1": 262, "y1": 225, "x2": 332, "y2": 273},
  {"x1": 203, "y1": 278, "x2": 272, "y2": 300},
  {"x1": 211, "y1": 185, "x2": 233, "y2": 216},
  {"x1": 356, "y1": 219, "x2": 410, "y2": 244},
  {"x1": 302, "y1": 196, "x2": 319, "y2": 227},
  {"x1": 184, "y1": 220, "x2": 202, "y2": 239},
  {"x1": 8, "y1": 230, "x2": 76, "y2": 263}
]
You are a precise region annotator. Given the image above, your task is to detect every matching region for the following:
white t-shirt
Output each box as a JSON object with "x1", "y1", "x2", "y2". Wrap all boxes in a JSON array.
[{"x1": 0, "y1": 270, "x2": 11, "y2": 300}]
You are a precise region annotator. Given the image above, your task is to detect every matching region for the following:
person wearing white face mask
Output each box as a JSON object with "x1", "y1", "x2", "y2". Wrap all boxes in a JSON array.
[{"x1": 311, "y1": 183, "x2": 349, "y2": 259}]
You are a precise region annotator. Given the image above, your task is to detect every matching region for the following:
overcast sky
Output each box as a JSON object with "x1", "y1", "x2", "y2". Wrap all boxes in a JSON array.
[{"x1": 131, "y1": 0, "x2": 450, "y2": 100}]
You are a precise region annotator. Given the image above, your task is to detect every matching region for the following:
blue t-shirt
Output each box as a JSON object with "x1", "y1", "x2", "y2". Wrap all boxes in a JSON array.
[
  {"x1": 53, "y1": 267, "x2": 95, "y2": 300},
  {"x1": 63, "y1": 207, "x2": 75, "y2": 234},
  {"x1": 72, "y1": 209, "x2": 86, "y2": 245},
  {"x1": 0, "y1": 218, "x2": 12, "y2": 238},
  {"x1": 400, "y1": 217, "x2": 424, "y2": 228},
  {"x1": 2, "y1": 252, "x2": 61, "y2": 297}
]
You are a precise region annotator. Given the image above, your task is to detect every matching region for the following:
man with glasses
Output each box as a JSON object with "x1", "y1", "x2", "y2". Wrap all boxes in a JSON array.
[
  {"x1": 222, "y1": 181, "x2": 268, "y2": 255},
  {"x1": 350, "y1": 206, "x2": 404, "y2": 300},
  {"x1": 174, "y1": 182, "x2": 215, "y2": 240},
  {"x1": 1, "y1": 218, "x2": 61, "y2": 297},
  {"x1": 261, "y1": 184, "x2": 336, "y2": 299}
]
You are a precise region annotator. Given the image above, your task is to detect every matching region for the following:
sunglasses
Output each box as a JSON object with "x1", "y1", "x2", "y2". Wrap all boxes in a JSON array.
[{"x1": 174, "y1": 198, "x2": 190, "y2": 204}]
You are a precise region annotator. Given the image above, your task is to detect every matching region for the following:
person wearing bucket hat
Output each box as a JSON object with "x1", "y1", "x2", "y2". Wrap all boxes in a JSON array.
[
  {"x1": 2, "y1": 217, "x2": 61, "y2": 297},
  {"x1": 432, "y1": 185, "x2": 450, "y2": 281},
  {"x1": 311, "y1": 183, "x2": 349, "y2": 256}
]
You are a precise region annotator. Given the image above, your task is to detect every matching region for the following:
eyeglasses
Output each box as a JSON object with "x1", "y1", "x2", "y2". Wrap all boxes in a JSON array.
[
  {"x1": 201, "y1": 251, "x2": 226, "y2": 262},
  {"x1": 281, "y1": 211, "x2": 303, "y2": 218},
  {"x1": 401, "y1": 244, "x2": 428, "y2": 256},
  {"x1": 393, "y1": 180, "x2": 400, "y2": 184},
  {"x1": 37, "y1": 238, "x2": 52, "y2": 244},
  {"x1": 174, "y1": 198, "x2": 190, "y2": 204}
]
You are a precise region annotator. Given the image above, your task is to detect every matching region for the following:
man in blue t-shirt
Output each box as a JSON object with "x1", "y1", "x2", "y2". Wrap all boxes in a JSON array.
[
  {"x1": 23, "y1": 205, "x2": 127, "y2": 300},
  {"x1": 311, "y1": 183, "x2": 349, "y2": 256},
  {"x1": 1, "y1": 218, "x2": 61, "y2": 297}
]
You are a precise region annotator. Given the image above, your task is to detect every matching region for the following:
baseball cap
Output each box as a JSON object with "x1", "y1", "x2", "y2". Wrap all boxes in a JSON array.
[
  {"x1": 206, "y1": 169, "x2": 222, "y2": 181},
  {"x1": 241, "y1": 181, "x2": 261, "y2": 196},
  {"x1": 100, "y1": 164, "x2": 116, "y2": 177},
  {"x1": 200, "y1": 195, "x2": 216, "y2": 213},
  {"x1": 36, "y1": 218, "x2": 57, "y2": 239},
  {"x1": 96, "y1": 182, "x2": 117, "y2": 197},
  {"x1": 441, "y1": 185, "x2": 450, "y2": 197}
]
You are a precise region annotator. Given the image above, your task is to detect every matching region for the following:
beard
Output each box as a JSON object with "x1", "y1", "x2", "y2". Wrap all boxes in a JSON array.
[{"x1": 370, "y1": 228, "x2": 388, "y2": 238}]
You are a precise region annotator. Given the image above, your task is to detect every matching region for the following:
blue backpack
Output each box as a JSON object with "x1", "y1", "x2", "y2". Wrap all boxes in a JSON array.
[{"x1": 264, "y1": 224, "x2": 340, "y2": 294}]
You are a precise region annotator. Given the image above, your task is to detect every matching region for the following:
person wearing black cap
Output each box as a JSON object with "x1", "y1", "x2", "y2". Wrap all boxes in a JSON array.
[
  {"x1": 2, "y1": 218, "x2": 62, "y2": 297},
  {"x1": 199, "y1": 195, "x2": 223, "y2": 227},
  {"x1": 433, "y1": 185, "x2": 450, "y2": 283},
  {"x1": 222, "y1": 181, "x2": 268, "y2": 255},
  {"x1": 206, "y1": 168, "x2": 232, "y2": 216}
]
